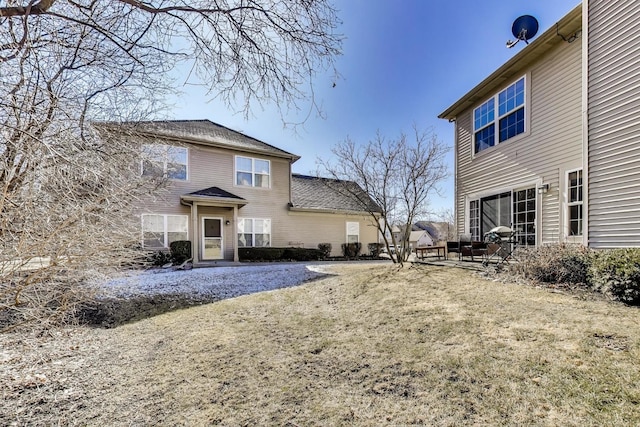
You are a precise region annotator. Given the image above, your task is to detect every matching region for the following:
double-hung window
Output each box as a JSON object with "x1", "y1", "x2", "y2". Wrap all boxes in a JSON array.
[
  {"x1": 568, "y1": 170, "x2": 583, "y2": 236},
  {"x1": 141, "y1": 214, "x2": 188, "y2": 248},
  {"x1": 236, "y1": 156, "x2": 270, "y2": 188},
  {"x1": 238, "y1": 218, "x2": 271, "y2": 247},
  {"x1": 346, "y1": 222, "x2": 360, "y2": 243},
  {"x1": 473, "y1": 76, "x2": 526, "y2": 154},
  {"x1": 142, "y1": 144, "x2": 188, "y2": 180}
]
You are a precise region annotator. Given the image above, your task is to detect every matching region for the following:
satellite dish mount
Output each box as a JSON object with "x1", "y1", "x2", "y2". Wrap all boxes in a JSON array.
[{"x1": 506, "y1": 15, "x2": 539, "y2": 48}]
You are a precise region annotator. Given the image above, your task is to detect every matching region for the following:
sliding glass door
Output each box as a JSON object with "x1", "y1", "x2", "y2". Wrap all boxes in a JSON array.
[{"x1": 481, "y1": 192, "x2": 511, "y2": 234}]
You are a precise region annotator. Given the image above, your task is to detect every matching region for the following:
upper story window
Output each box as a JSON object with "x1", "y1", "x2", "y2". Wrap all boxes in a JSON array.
[
  {"x1": 473, "y1": 76, "x2": 526, "y2": 154},
  {"x1": 142, "y1": 144, "x2": 188, "y2": 180},
  {"x1": 235, "y1": 156, "x2": 270, "y2": 188}
]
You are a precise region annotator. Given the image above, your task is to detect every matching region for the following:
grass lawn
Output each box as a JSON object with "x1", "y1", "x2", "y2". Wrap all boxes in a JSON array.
[{"x1": 3, "y1": 263, "x2": 640, "y2": 425}]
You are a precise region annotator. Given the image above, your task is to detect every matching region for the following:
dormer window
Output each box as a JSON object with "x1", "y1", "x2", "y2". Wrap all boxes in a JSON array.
[
  {"x1": 473, "y1": 76, "x2": 526, "y2": 154},
  {"x1": 236, "y1": 156, "x2": 270, "y2": 188}
]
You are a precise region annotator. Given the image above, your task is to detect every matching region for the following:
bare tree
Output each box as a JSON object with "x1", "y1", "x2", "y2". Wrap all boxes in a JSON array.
[
  {"x1": 317, "y1": 126, "x2": 449, "y2": 266},
  {"x1": 0, "y1": 0, "x2": 342, "y2": 330}
]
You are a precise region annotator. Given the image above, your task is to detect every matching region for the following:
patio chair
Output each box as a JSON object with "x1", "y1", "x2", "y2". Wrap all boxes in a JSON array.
[
  {"x1": 446, "y1": 241, "x2": 460, "y2": 259},
  {"x1": 461, "y1": 240, "x2": 487, "y2": 262},
  {"x1": 451, "y1": 234, "x2": 471, "y2": 260}
]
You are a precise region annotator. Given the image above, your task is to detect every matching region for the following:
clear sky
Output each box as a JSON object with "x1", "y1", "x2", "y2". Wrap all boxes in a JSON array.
[{"x1": 169, "y1": 0, "x2": 581, "y2": 218}]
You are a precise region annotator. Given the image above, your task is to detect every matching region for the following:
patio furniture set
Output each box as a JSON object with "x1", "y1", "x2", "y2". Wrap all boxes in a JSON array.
[{"x1": 416, "y1": 226, "x2": 518, "y2": 265}]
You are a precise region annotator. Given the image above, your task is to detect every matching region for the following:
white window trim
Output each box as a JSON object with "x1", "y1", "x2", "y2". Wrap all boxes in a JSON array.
[
  {"x1": 234, "y1": 155, "x2": 271, "y2": 189},
  {"x1": 141, "y1": 214, "x2": 189, "y2": 249},
  {"x1": 346, "y1": 221, "x2": 360, "y2": 243},
  {"x1": 465, "y1": 180, "x2": 539, "y2": 245},
  {"x1": 471, "y1": 74, "x2": 530, "y2": 158},
  {"x1": 237, "y1": 217, "x2": 272, "y2": 247},
  {"x1": 564, "y1": 168, "x2": 584, "y2": 241},
  {"x1": 141, "y1": 143, "x2": 189, "y2": 181}
]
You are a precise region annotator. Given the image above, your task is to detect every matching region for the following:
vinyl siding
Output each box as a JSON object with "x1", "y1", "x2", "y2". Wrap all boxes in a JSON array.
[
  {"x1": 587, "y1": 0, "x2": 640, "y2": 247},
  {"x1": 285, "y1": 211, "x2": 379, "y2": 256},
  {"x1": 455, "y1": 37, "x2": 583, "y2": 243},
  {"x1": 137, "y1": 140, "x2": 292, "y2": 260},
  {"x1": 136, "y1": 137, "x2": 377, "y2": 258}
]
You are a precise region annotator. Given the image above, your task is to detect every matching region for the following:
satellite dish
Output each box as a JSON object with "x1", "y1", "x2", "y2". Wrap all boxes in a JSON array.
[{"x1": 506, "y1": 15, "x2": 539, "y2": 48}]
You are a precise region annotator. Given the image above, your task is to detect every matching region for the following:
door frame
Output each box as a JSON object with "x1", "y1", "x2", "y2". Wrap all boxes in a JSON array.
[{"x1": 201, "y1": 216, "x2": 224, "y2": 260}]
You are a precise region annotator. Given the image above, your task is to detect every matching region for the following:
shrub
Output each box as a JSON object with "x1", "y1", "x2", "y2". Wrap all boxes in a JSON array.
[
  {"x1": 149, "y1": 250, "x2": 172, "y2": 266},
  {"x1": 169, "y1": 240, "x2": 192, "y2": 264},
  {"x1": 239, "y1": 247, "x2": 285, "y2": 261},
  {"x1": 588, "y1": 248, "x2": 640, "y2": 305},
  {"x1": 318, "y1": 243, "x2": 332, "y2": 259},
  {"x1": 238, "y1": 247, "x2": 323, "y2": 262},
  {"x1": 368, "y1": 242, "x2": 384, "y2": 257},
  {"x1": 283, "y1": 247, "x2": 324, "y2": 261},
  {"x1": 508, "y1": 243, "x2": 591, "y2": 285},
  {"x1": 341, "y1": 242, "x2": 362, "y2": 258}
]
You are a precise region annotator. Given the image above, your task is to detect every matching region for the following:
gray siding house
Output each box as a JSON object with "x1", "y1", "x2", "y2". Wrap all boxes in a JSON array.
[{"x1": 439, "y1": 0, "x2": 640, "y2": 248}]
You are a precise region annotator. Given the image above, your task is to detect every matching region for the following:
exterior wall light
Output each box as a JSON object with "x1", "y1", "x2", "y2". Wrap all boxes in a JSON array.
[
  {"x1": 538, "y1": 183, "x2": 549, "y2": 194},
  {"x1": 225, "y1": 220, "x2": 231, "y2": 225}
]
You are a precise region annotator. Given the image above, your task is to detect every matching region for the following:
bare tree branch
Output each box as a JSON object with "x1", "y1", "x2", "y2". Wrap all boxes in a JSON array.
[
  {"x1": 318, "y1": 127, "x2": 450, "y2": 266},
  {"x1": 1, "y1": 0, "x2": 341, "y2": 330}
]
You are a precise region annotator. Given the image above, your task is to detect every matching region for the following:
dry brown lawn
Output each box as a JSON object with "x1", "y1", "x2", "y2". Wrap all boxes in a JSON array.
[{"x1": 2, "y1": 263, "x2": 640, "y2": 426}]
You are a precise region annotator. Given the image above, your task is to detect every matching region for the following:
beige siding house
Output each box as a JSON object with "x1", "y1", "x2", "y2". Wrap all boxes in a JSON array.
[
  {"x1": 123, "y1": 120, "x2": 379, "y2": 264},
  {"x1": 440, "y1": 1, "x2": 640, "y2": 248}
]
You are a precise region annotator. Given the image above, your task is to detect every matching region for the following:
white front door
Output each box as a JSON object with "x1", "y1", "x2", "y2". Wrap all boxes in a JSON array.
[{"x1": 202, "y1": 217, "x2": 223, "y2": 260}]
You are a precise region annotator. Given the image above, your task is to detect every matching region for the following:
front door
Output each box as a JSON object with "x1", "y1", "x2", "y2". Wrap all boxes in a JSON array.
[{"x1": 202, "y1": 217, "x2": 223, "y2": 260}]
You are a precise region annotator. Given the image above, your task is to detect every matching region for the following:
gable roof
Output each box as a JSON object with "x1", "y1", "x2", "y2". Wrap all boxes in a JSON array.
[
  {"x1": 438, "y1": 4, "x2": 582, "y2": 120},
  {"x1": 187, "y1": 186, "x2": 245, "y2": 200},
  {"x1": 409, "y1": 230, "x2": 432, "y2": 242},
  {"x1": 101, "y1": 119, "x2": 300, "y2": 162},
  {"x1": 413, "y1": 221, "x2": 451, "y2": 241},
  {"x1": 290, "y1": 174, "x2": 381, "y2": 214},
  {"x1": 180, "y1": 186, "x2": 247, "y2": 207}
]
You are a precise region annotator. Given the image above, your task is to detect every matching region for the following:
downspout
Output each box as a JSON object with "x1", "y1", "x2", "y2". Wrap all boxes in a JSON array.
[
  {"x1": 233, "y1": 205, "x2": 239, "y2": 262},
  {"x1": 192, "y1": 202, "x2": 199, "y2": 263},
  {"x1": 288, "y1": 160, "x2": 293, "y2": 206},
  {"x1": 581, "y1": 0, "x2": 589, "y2": 247},
  {"x1": 452, "y1": 118, "x2": 459, "y2": 235}
]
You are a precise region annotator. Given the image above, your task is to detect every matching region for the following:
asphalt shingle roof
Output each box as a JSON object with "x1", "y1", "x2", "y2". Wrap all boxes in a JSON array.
[
  {"x1": 291, "y1": 174, "x2": 381, "y2": 213},
  {"x1": 187, "y1": 187, "x2": 245, "y2": 200},
  {"x1": 118, "y1": 119, "x2": 299, "y2": 161}
]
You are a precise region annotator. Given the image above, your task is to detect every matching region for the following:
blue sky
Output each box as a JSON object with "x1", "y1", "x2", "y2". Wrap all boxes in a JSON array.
[{"x1": 170, "y1": 0, "x2": 580, "y2": 218}]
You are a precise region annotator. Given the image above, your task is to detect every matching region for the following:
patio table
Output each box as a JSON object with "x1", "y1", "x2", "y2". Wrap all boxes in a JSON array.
[{"x1": 415, "y1": 245, "x2": 446, "y2": 260}]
